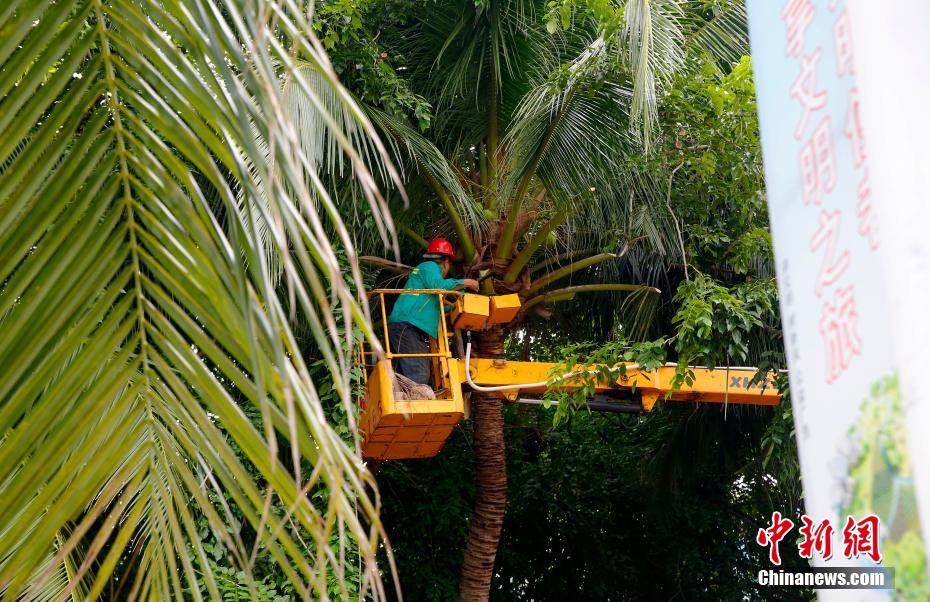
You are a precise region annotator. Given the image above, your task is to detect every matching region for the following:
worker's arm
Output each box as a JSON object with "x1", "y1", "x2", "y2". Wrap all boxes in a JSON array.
[{"x1": 421, "y1": 262, "x2": 478, "y2": 291}]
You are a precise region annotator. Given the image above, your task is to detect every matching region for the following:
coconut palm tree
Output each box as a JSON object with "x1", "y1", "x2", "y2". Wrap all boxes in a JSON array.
[
  {"x1": 350, "y1": 1, "x2": 750, "y2": 598},
  {"x1": 0, "y1": 1, "x2": 400, "y2": 599}
]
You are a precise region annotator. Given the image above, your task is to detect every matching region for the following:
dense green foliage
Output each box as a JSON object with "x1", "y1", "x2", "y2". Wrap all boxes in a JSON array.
[{"x1": 381, "y1": 404, "x2": 810, "y2": 600}]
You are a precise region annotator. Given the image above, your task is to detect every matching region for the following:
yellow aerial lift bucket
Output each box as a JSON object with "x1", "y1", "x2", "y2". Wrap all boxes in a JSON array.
[{"x1": 357, "y1": 289, "x2": 465, "y2": 460}]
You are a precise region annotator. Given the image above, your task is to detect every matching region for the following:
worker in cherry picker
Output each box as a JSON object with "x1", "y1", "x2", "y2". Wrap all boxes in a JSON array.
[{"x1": 387, "y1": 237, "x2": 479, "y2": 388}]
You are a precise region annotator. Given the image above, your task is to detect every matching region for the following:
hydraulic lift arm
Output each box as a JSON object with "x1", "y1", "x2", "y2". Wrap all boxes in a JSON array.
[
  {"x1": 358, "y1": 289, "x2": 780, "y2": 461},
  {"x1": 453, "y1": 295, "x2": 778, "y2": 412},
  {"x1": 460, "y1": 357, "x2": 779, "y2": 411}
]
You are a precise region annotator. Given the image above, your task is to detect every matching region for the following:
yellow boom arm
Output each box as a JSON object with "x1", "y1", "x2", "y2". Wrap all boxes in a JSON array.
[{"x1": 461, "y1": 358, "x2": 778, "y2": 411}]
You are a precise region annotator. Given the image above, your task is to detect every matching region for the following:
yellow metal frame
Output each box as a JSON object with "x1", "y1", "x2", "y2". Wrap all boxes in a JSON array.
[{"x1": 358, "y1": 289, "x2": 465, "y2": 460}]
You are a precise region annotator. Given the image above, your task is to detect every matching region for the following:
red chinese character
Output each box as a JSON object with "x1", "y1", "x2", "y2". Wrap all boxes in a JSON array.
[
  {"x1": 783, "y1": 0, "x2": 815, "y2": 58},
  {"x1": 820, "y1": 286, "x2": 862, "y2": 383},
  {"x1": 810, "y1": 208, "x2": 849, "y2": 296},
  {"x1": 790, "y1": 49, "x2": 828, "y2": 139},
  {"x1": 845, "y1": 88, "x2": 867, "y2": 168},
  {"x1": 857, "y1": 176, "x2": 879, "y2": 250},
  {"x1": 799, "y1": 118, "x2": 836, "y2": 206},
  {"x1": 799, "y1": 516, "x2": 835, "y2": 560},
  {"x1": 842, "y1": 515, "x2": 882, "y2": 563},
  {"x1": 757, "y1": 511, "x2": 795, "y2": 566},
  {"x1": 833, "y1": 10, "x2": 856, "y2": 76},
  {"x1": 799, "y1": 144, "x2": 818, "y2": 206}
]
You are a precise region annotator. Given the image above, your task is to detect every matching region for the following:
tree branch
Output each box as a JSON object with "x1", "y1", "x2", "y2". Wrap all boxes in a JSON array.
[
  {"x1": 666, "y1": 162, "x2": 689, "y2": 280},
  {"x1": 520, "y1": 283, "x2": 661, "y2": 314},
  {"x1": 397, "y1": 223, "x2": 429, "y2": 249},
  {"x1": 423, "y1": 168, "x2": 476, "y2": 262},
  {"x1": 528, "y1": 248, "x2": 596, "y2": 276},
  {"x1": 502, "y1": 210, "x2": 568, "y2": 282},
  {"x1": 359, "y1": 256, "x2": 413, "y2": 274},
  {"x1": 526, "y1": 252, "x2": 617, "y2": 294}
]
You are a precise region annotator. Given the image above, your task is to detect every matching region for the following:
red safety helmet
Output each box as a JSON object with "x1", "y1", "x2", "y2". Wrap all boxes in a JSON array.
[{"x1": 425, "y1": 237, "x2": 455, "y2": 258}]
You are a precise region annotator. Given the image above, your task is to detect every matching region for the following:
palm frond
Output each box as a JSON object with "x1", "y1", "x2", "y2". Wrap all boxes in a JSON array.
[
  {"x1": 238, "y1": 60, "x2": 406, "y2": 279},
  {"x1": 621, "y1": 0, "x2": 686, "y2": 147},
  {"x1": 682, "y1": 0, "x2": 749, "y2": 65},
  {"x1": 285, "y1": 62, "x2": 401, "y2": 187},
  {"x1": 368, "y1": 107, "x2": 486, "y2": 232},
  {"x1": 395, "y1": 0, "x2": 552, "y2": 155},
  {"x1": 0, "y1": 1, "x2": 393, "y2": 598},
  {"x1": 509, "y1": 81, "x2": 637, "y2": 201}
]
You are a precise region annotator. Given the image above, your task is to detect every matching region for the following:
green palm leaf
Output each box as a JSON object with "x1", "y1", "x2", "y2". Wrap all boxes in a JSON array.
[
  {"x1": 503, "y1": 40, "x2": 637, "y2": 205},
  {"x1": 683, "y1": 0, "x2": 749, "y2": 64},
  {"x1": 622, "y1": 0, "x2": 686, "y2": 147},
  {"x1": 238, "y1": 60, "x2": 406, "y2": 280},
  {"x1": 0, "y1": 1, "x2": 393, "y2": 599},
  {"x1": 368, "y1": 107, "x2": 486, "y2": 231}
]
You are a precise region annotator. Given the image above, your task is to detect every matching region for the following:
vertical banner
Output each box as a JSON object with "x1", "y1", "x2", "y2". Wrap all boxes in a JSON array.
[{"x1": 748, "y1": 0, "x2": 930, "y2": 598}]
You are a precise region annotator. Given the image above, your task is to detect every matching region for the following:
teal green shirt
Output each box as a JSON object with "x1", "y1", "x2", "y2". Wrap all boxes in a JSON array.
[{"x1": 388, "y1": 260, "x2": 464, "y2": 338}]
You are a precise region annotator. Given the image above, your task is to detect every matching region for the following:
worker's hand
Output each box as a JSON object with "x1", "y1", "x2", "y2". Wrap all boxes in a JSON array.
[{"x1": 462, "y1": 278, "x2": 480, "y2": 292}]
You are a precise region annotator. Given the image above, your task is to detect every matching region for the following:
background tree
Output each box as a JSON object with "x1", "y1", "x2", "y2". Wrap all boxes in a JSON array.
[
  {"x1": 1, "y1": 0, "x2": 807, "y2": 599},
  {"x1": 341, "y1": 0, "x2": 755, "y2": 598},
  {"x1": 374, "y1": 48, "x2": 807, "y2": 600}
]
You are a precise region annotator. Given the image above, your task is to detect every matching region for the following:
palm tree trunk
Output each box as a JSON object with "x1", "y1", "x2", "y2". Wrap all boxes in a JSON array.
[{"x1": 459, "y1": 325, "x2": 507, "y2": 601}]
